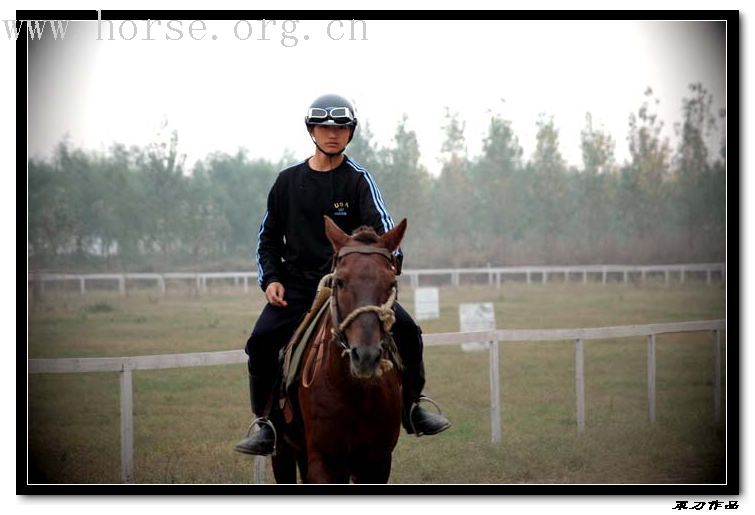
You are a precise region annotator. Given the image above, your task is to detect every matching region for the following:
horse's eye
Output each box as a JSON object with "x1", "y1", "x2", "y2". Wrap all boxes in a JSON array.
[{"x1": 333, "y1": 277, "x2": 345, "y2": 288}]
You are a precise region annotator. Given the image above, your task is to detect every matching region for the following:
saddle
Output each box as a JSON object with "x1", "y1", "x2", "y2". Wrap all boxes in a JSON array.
[{"x1": 279, "y1": 276, "x2": 332, "y2": 423}]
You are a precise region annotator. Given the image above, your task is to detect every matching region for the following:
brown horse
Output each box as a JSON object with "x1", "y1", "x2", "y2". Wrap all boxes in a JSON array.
[{"x1": 271, "y1": 216, "x2": 407, "y2": 483}]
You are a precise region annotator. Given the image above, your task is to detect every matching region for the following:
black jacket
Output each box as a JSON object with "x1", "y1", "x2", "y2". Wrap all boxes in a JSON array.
[{"x1": 255, "y1": 156, "x2": 403, "y2": 292}]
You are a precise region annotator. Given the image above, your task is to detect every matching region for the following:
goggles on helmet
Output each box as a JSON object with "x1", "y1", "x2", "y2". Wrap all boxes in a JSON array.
[{"x1": 307, "y1": 107, "x2": 355, "y2": 125}]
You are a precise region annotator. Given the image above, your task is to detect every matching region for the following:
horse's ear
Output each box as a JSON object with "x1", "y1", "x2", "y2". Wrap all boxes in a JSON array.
[
  {"x1": 381, "y1": 218, "x2": 407, "y2": 253},
  {"x1": 324, "y1": 215, "x2": 350, "y2": 252}
]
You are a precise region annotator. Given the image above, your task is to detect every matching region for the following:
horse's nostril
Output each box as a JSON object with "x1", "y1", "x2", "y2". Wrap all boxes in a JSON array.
[{"x1": 350, "y1": 346, "x2": 380, "y2": 368}]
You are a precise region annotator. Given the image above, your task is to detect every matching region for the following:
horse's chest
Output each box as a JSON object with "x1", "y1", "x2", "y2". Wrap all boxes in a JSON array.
[{"x1": 305, "y1": 377, "x2": 401, "y2": 445}]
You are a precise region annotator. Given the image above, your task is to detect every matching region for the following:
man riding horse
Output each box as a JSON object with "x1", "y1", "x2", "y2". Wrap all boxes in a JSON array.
[{"x1": 235, "y1": 93, "x2": 450, "y2": 456}]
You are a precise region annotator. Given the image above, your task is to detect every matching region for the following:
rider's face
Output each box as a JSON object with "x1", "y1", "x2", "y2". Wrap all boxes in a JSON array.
[{"x1": 311, "y1": 125, "x2": 351, "y2": 154}]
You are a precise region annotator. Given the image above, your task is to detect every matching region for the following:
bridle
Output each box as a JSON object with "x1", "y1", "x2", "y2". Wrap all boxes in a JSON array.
[{"x1": 326, "y1": 245, "x2": 402, "y2": 369}]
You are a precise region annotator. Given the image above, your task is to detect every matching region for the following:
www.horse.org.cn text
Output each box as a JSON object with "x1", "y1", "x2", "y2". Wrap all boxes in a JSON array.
[{"x1": 4, "y1": 13, "x2": 369, "y2": 47}]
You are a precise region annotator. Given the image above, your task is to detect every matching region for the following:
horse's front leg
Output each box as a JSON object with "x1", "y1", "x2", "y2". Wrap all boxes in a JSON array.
[
  {"x1": 305, "y1": 452, "x2": 349, "y2": 484},
  {"x1": 350, "y1": 453, "x2": 392, "y2": 484}
]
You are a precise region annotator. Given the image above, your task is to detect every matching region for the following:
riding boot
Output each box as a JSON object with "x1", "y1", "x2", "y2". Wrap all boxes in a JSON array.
[
  {"x1": 392, "y1": 303, "x2": 451, "y2": 436},
  {"x1": 234, "y1": 372, "x2": 277, "y2": 456},
  {"x1": 401, "y1": 377, "x2": 451, "y2": 436}
]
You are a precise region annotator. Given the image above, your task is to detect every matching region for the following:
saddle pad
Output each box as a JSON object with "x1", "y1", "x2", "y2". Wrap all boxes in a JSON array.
[{"x1": 284, "y1": 297, "x2": 331, "y2": 392}]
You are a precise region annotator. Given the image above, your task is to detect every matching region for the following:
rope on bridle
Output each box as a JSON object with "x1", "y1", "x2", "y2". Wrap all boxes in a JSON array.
[
  {"x1": 319, "y1": 267, "x2": 403, "y2": 377},
  {"x1": 303, "y1": 272, "x2": 395, "y2": 387},
  {"x1": 335, "y1": 286, "x2": 397, "y2": 335}
]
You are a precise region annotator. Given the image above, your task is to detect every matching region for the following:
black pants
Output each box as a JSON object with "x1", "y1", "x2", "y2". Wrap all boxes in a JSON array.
[{"x1": 244, "y1": 280, "x2": 426, "y2": 415}]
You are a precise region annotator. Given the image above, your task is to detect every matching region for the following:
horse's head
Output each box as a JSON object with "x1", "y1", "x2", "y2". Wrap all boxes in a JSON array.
[{"x1": 324, "y1": 215, "x2": 407, "y2": 380}]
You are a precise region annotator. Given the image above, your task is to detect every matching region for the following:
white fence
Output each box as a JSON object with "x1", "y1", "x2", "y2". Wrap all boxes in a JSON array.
[
  {"x1": 26, "y1": 263, "x2": 726, "y2": 296},
  {"x1": 403, "y1": 262, "x2": 727, "y2": 288},
  {"x1": 27, "y1": 319, "x2": 725, "y2": 484},
  {"x1": 27, "y1": 272, "x2": 258, "y2": 296}
]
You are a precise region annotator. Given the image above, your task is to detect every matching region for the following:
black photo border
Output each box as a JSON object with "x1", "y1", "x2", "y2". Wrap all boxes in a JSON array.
[{"x1": 18, "y1": 8, "x2": 740, "y2": 496}]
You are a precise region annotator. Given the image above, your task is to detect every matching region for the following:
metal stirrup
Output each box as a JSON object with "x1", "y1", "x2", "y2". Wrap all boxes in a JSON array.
[
  {"x1": 245, "y1": 416, "x2": 278, "y2": 456},
  {"x1": 408, "y1": 395, "x2": 445, "y2": 437}
]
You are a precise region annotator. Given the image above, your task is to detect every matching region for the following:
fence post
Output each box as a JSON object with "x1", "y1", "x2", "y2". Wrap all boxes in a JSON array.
[
  {"x1": 255, "y1": 456, "x2": 267, "y2": 484},
  {"x1": 489, "y1": 341, "x2": 501, "y2": 444},
  {"x1": 526, "y1": 270, "x2": 531, "y2": 284},
  {"x1": 244, "y1": 275, "x2": 249, "y2": 293},
  {"x1": 120, "y1": 363, "x2": 135, "y2": 483},
  {"x1": 542, "y1": 271, "x2": 547, "y2": 285},
  {"x1": 713, "y1": 329, "x2": 721, "y2": 423},
  {"x1": 647, "y1": 334, "x2": 656, "y2": 423},
  {"x1": 602, "y1": 267, "x2": 607, "y2": 285},
  {"x1": 119, "y1": 275, "x2": 126, "y2": 296},
  {"x1": 575, "y1": 338, "x2": 585, "y2": 433},
  {"x1": 158, "y1": 276, "x2": 166, "y2": 296},
  {"x1": 80, "y1": 277, "x2": 86, "y2": 295}
]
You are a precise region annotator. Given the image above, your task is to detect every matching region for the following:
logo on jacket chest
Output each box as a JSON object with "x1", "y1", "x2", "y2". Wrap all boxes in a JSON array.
[{"x1": 332, "y1": 201, "x2": 350, "y2": 217}]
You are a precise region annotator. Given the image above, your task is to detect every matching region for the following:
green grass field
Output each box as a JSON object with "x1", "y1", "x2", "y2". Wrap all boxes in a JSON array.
[{"x1": 27, "y1": 279, "x2": 728, "y2": 484}]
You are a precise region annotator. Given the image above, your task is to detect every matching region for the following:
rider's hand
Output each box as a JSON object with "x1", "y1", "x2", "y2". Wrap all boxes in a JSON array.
[{"x1": 265, "y1": 282, "x2": 288, "y2": 307}]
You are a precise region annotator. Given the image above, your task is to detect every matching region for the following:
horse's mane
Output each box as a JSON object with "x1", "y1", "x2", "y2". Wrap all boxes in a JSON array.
[{"x1": 350, "y1": 225, "x2": 380, "y2": 244}]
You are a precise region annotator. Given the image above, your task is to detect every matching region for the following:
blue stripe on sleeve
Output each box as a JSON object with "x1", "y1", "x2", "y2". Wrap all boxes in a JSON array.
[
  {"x1": 255, "y1": 211, "x2": 269, "y2": 286},
  {"x1": 346, "y1": 158, "x2": 394, "y2": 232}
]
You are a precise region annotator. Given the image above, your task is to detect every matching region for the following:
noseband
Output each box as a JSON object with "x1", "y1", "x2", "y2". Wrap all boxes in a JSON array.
[{"x1": 325, "y1": 246, "x2": 400, "y2": 367}]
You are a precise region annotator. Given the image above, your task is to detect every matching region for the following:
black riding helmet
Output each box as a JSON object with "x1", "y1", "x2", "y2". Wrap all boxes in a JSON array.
[{"x1": 305, "y1": 94, "x2": 358, "y2": 156}]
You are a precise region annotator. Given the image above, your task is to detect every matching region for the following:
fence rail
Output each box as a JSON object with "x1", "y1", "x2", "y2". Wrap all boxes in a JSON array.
[
  {"x1": 404, "y1": 263, "x2": 726, "y2": 288},
  {"x1": 27, "y1": 262, "x2": 726, "y2": 296},
  {"x1": 28, "y1": 319, "x2": 725, "y2": 484}
]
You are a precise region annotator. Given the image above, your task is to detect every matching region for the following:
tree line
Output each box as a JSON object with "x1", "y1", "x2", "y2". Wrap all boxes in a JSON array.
[{"x1": 28, "y1": 83, "x2": 726, "y2": 273}]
